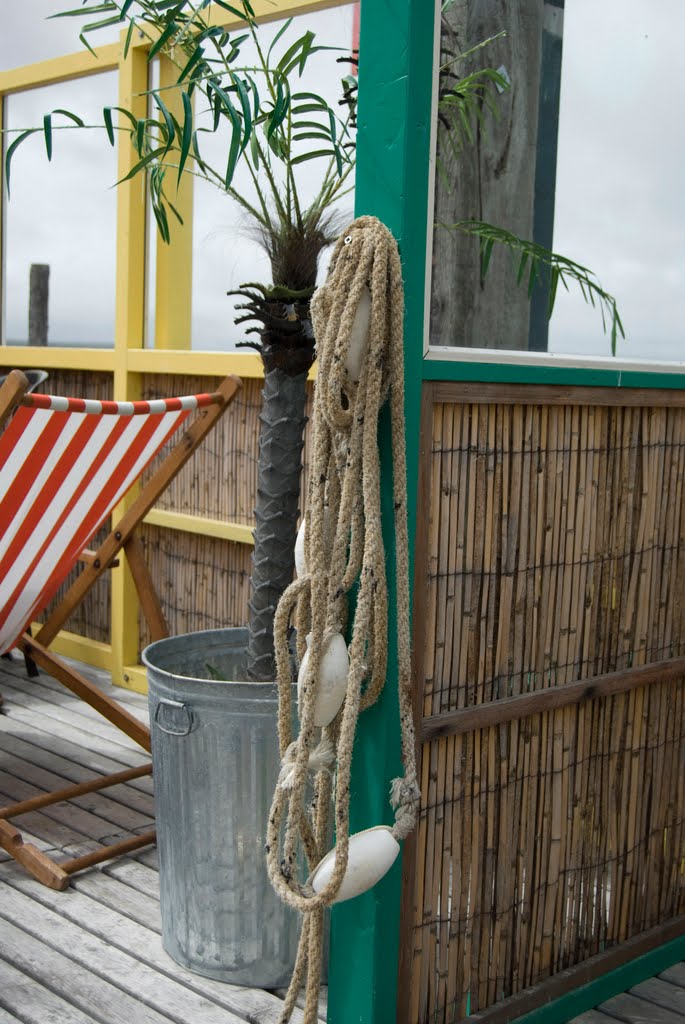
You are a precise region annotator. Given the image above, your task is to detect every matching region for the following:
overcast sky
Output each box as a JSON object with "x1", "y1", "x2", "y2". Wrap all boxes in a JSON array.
[{"x1": 1, "y1": 1, "x2": 683, "y2": 364}]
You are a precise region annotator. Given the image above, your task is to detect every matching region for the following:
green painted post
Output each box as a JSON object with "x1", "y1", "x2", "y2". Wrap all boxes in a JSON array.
[{"x1": 326, "y1": 1, "x2": 435, "y2": 1022}]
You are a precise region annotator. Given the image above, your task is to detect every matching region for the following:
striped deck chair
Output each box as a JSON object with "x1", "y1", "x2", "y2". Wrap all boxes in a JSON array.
[{"x1": 0, "y1": 368, "x2": 241, "y2": 889}]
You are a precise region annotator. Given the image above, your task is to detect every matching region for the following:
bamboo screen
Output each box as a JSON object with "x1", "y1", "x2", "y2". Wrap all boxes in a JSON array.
[
  {"x1": 401, "y1": 381, "x2": 685, "y2": 1024},
  {"x1": 138, "y1": 373, "x2": 314, "y2": 652}
]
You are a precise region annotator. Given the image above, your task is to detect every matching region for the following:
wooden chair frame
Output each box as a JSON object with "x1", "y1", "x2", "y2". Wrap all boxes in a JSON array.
[{"x1": 0, "y1": 369, "x2": 241, "y2": 889}]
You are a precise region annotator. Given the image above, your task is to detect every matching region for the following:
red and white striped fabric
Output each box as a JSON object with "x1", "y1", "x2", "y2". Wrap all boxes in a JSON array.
[{"x1": 0, "y1": 390, "x2": 215, "y2": 655}]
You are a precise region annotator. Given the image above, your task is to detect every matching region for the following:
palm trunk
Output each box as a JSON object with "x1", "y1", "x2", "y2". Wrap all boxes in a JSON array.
[{"x1": 246, "y1": 367, "x2": 308, "y2": 681}]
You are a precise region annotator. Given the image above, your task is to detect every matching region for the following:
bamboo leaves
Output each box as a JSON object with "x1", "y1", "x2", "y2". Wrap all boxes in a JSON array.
[{"x1": 444, "y1": 220, "x2": 626, "y2": 353}]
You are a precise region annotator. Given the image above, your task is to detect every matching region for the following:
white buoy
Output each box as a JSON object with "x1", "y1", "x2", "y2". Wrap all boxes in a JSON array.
[
  {"x1": 297, "y1": 632, "x2": 349, "y2": 727},
  {"x1": 310, "y1": 825, "x2": 400, "y2": 903},
  {"x1": 344, "y1": 284, "x2": 371, "y2": 382},
  {"x1": 294, "y1": 517, "x2": 307, "y2": 577}
]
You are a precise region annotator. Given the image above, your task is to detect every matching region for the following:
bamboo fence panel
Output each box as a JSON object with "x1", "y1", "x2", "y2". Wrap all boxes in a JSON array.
[
  {"x1": 138, "y1": 524, "x2": 254, "y2": 652},
  {"x1": 141, "y1": 373, "x2": 314, "y2": 525},
  {"x1": 404, "y1": 383, "x2": 685, "y2": 1024}
]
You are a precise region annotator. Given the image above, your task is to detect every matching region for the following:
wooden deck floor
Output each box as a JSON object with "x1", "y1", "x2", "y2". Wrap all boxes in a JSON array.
[
  {"x1": 0, "y1": 653, "x2": 323, "y2": 1024},
  {"x1": 1, "y1": 653, "x2": 683, "y2": 1024},
  {"x1": 571, "y1": 964, "x2": 685, "y2": 1023}
]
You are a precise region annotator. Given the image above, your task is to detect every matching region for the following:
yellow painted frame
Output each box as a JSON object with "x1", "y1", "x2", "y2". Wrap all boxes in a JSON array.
[{"x1": 0, "y1": 0, "x2": 342, "y2": 690}]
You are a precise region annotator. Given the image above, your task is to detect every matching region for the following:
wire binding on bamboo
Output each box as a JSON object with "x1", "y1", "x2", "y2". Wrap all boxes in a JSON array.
[{"x1": 406, "y1": 387, "x2": 685, "y2": 1024}]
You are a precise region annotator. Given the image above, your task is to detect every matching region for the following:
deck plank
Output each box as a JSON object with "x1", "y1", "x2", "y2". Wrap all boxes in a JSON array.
[
  {"x1": 662, "y1": 964, "x2": 685, "y2": 990},
  {"x1": 570, "y1": 1013, "x2": 623, "y2": 1023},
  {"x1": 0, "y1": 865, "x2": 305, "y2": 1024},
  {"x1": 0, "y1": 733, "x2": 154, "y2": 824},
  {"x1": 597, "y1": 991, "x2": 685, "y2": 1023},
  {"x1": 0, "y1": 957, "x2": 100, "y2": 1024},
  {"x1": 630, "y1": 977, "x2": 685, "y2": 1016},
  {"x1": 0, "y1": 886, "x2": 256, "y2": 1024},
  {"x1": 0, "y1": 676, "x2": 149, "y2": 758},
  {"x1": 0, "y1": 917, "x2": 178, "y2": 1024},
  {"x1": 0, "y1": 768, "x2": 152, "y2": 841},
  {"x1": 71, "y1": 870, "x2": 164, "y2": 931}
]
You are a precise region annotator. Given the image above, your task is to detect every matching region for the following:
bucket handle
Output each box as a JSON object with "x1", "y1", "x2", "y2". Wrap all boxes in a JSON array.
[{"x1": 154, "y1": 698, "x2": 194, "y2": 736}]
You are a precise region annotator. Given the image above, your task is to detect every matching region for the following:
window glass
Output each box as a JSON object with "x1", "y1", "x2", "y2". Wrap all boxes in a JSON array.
[
  {"x1": 0, "y1": 1, "x2": 120, "y2": 69},
  {"x1": 429, "y1": 0, "x2": 685, "y2": 364},
  {"x1": 3, "y1": 73, "x2": 118, "y2": 347},
  {"x1": 549, "y1": 0, "x2": 685, "y2": 361}
]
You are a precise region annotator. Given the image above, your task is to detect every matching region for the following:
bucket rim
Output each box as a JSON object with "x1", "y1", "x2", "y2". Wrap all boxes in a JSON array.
[{"x1": 142, "y1": 626, "x2": 278, "y2": 688}]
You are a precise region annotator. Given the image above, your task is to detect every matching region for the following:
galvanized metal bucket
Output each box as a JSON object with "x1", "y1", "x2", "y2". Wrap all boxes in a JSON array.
[{"x1": 143, "y1": 626, "x2": 299, "y2": 987}]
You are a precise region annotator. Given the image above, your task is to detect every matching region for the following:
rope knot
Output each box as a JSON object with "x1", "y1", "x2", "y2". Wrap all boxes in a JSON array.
[{"x1": 278, "y1": 737, "x2": 336, "y2": 791}]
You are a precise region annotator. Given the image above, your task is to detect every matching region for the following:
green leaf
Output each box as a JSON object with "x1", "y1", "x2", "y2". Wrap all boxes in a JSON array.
[
  {"x1": 214, "y1": 0, "x2": 254, "y2": 21},
  {"x1": 293, "y1": 131, "x2": 333, "y2": 142},
  {"x1": 104, "y1": 107, "x2": 115, "y2": 145},
  {"x1": 151, "y1": 197, "x2": 170, "y2": 244},
  {"x1": 136, "y1": 117, "x2": 146, "y2": 154},
  {"x1": 267, "y1": 77, "x2": 289, "y2": 140},
  {"x1": 246, "y1": 74, "x2": 260, "y2": 121},
  {"x1": 78, "y1": 33, "x2": 98, "y2": 57},
  {"x1": 290, "y1": 148, "x2": 338, "y2": 165},
  {"x1": 333, "y1": 141, "x2": 343, "y2": 177},
  {"x1": 49, "y1": 2, "x2": 116, "y2": 18},
  {"x1": 52, "y1": 108, "x2": 85, "y2": 128},
  {"x1": 103, "y1": 105, "x2": 139, "y2": 145},
  {"x1": 516, "y1": 251, "x2": 529, "y2": 286},
  {"x1": 178, "y1": 42, "x2": 205, "y2": 83},
  {"x1": 480, "y1": 237, "x2": 494, "y2": 278},
  {"x1": 117, "y1": 144, "x2": 167, "y2": 184},
  {"x1": 123, "y1": 17, "x2": 135, "y2": 59},
  {"x1": 4, "y1": 129, "x2": 38, "y2": 196},
  {"x1": 191, "y1": 129, "x2": 209, "y2": 174},
  {"x1": 178, "y1": 91, "x2": 193, "y2": 184},
  {"x1": 249, "y1": 130, "x2": 260, "y2": 169},
  {"x1": 43, "y1": 115, "x2": 53, "y2": 161},
  {"x1": 153, "y1": 91, "x2": 176, "y2": 151},
  {"x1": 267, "y1": 17, "x2": 293, "y2": 60},
  {"x1": 82, "y1": 14, "x2": 128, "y2": 34},
  {"x1": 231, "y1": 75, "x2": 252, "y2": 151},
  {"x1": 547, "y1": 265, "x2": 560, "y2": 318},
  {"x1": 148, "y1": 18, "x2": 181, "y2": 61},
  {"x1": 277, "y1": 31, "x2": 319, "y2": 78}
]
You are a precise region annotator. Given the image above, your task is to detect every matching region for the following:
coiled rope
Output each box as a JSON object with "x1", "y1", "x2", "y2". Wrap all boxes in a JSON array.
[{"x1": 266, "y1": 215, "x2": 420, "y2": 1023}]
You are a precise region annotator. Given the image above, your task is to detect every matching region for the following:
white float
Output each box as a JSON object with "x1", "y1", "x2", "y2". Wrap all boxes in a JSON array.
[
  {"x1": 344, "y1": 284, "x2": 371, "y2": 382},
  {"x1": 297, "y1": 632, "x2": 349, "y2": 727},
  {"x1": 310, "y1": 825, "x2": 400, "y2": 903},
  {"x1": 294, "y1": 517, "x2": 307, "y2": 577}
]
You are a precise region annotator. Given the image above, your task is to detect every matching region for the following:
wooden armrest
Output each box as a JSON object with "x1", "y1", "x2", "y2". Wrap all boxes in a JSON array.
[{"x1": 79, "y1": 549, "x2": 120, "y2": 568}]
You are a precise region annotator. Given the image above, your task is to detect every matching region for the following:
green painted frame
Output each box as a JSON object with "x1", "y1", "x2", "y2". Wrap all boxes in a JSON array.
[
  {"x1": 326, "y1": 0, "x2": 435, "y2": 1021},
  {"x1": 328, "y1": 0, "x2": 685, "y2": 1021}
]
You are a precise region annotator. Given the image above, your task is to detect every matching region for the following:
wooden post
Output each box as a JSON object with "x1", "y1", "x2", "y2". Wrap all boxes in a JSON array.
[
  {"x1": 430, "y1": 0, "x2": 564, "y2": 352},
  {"x1": 28, "y1": 263, "x2": 49, "y2": 345},
  {"x1": 326, "y1": 0, "x2": 434, "y2": 1021}
]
